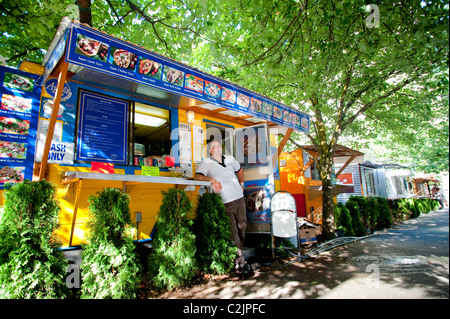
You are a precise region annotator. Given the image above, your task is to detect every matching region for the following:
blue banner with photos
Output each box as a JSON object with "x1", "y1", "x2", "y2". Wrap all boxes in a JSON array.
[
  {"x1": 65, "y1": 23, "x2": 310, "y2": 133},
  {"x1": 0, "y1": 66, "x2": 41, "y2": 189}
]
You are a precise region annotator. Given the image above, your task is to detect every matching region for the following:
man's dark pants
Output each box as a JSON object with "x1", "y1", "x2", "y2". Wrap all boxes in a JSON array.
[{"x1": 224, "y1": 197, "x2": 246, "y2": 269}]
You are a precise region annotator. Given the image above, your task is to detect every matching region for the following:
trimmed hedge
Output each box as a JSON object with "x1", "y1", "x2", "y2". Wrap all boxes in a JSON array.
[
  {"x1": 344, "y1": 199, "x2": 367, "y2": 236},
  {"x1": 333, "y1": 203, "x2": 355, "y2": 237},
  {"x1": 388, "y1": 197, "x2": 439, "y2": 221},
  {"x1": 336, "y1": 196, "x2": 438, "y2": 237}
]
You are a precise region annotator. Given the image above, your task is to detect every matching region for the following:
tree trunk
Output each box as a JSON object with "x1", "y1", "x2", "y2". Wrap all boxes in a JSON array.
[
  {"x1": 77, "y1": 0, "x2": 92, "y2": 26},
  {"x1": 318, "y1": 153, "x2": 336, "y2": 240}
]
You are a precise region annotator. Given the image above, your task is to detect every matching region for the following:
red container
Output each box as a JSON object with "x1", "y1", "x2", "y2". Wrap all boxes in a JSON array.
[{"x1": 164, "y1": 156, "x2": 175, "y2": 167}]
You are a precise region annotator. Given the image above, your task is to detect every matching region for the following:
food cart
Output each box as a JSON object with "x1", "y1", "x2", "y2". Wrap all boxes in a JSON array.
[
  {"x1": 279, "y1": 144, "x2": 364, "y2": 225},
  {"x1": 0, "y1": 18, "x2": 310, "y2": 247}
]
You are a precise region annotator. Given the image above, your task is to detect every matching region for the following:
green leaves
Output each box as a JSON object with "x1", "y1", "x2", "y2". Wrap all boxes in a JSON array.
[
  {"x1": 194, "y1": 193, "x2": 237, "y2": 275},
  {"x1": 81, "y1": 188, "x2": 141, "y2": 299},
  {"x1": 148, "y1": 188, "x2": 197, "y2": 291},
  {"x1": 0, "y1": 180, "x2": 68, "y2": 299},
  {"x1": 86, "y1": 187, "x2": 132, "y2": 245}
]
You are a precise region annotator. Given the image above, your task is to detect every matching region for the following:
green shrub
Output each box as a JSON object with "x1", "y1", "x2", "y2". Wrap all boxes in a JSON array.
[
  {"x1": 345, "y1": 199, "x2": 367, "y2": 237},
  {"x1": 416, "y1": 198, "x2": 435, "y2": 215},
  {"x1": 395, "y1": 198, "x2": 419, "y2": 218},
  {"x1": 148, "y1": 188, "x2": 197, "y2": 291},
  {"x1": 366, "y1": 197, "x2": 380, "y2": 232},
  {"x1": 348, "y1": 195, "x2": 371, "y2": 231},
  {"x1": 390, "y1": 198, "x2": 439, "y2": 223},
  {"x1": 80, "y1": 188, "x2": 141, "y2": 299},
  {"x1": 390, "y1": 198, "x2": 411, "y2": 221},
  {"x1": 194, "y1": 193, "x2": 237, "y2": 274},
  {"x1": 430, "y1": 198, "x2": 440, "y2": 211},
  {"x1": 374, "y1": 197, "x2": 393, "y2": 229},
  {"x1": 0, "y1": 180, "x2": 68, "y2": 299},
  {"x1": 347, "y1": 196, "x2": 392, "y2": 233},
  {"x1": 334, "y1": 203, "x2": 355, "y2": 236}
]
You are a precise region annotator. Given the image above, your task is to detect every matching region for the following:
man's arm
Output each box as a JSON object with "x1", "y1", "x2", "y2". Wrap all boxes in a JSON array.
[
  {"x1": 194, "y1": 173, "x2": 222, "y2": 193},
  {"x1": 237, "y1": 168, "x2": 245, "y2": 189}
]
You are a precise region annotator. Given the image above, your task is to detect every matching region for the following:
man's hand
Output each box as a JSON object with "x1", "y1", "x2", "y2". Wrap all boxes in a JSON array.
[
  {"x1": 210, "y1": 178, "x2": 223, "y2": 193},
  {"x1": 195, "y1": 173, "x2": 222, "y2": 193}
]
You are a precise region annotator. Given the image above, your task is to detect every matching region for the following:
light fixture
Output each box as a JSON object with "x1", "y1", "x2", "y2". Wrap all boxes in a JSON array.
[
  {"x1": 186, "y1": 110, "x2": 195, "y2": 124},
  {"x1": 134, "y1": 113, "x2": 167, "y2": 127}
]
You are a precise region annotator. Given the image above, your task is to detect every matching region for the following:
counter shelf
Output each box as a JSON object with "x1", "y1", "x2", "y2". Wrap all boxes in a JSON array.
[{"x1": 61, "y1": 171, "x2": 211, "y2": 246}]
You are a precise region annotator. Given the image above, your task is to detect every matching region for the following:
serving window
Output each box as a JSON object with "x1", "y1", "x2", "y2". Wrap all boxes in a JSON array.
[
  {"x1": 76, "y1": 90, "x2": 171, "y2": 166},
  {"x1": 130, "y1": 102, "x2": 171, "y2": 164}
]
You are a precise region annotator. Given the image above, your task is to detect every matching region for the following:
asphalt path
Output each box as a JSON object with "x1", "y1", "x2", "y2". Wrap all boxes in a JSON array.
[{"x1": 161, "y1": 208, "x2": 449, "y2": 299}]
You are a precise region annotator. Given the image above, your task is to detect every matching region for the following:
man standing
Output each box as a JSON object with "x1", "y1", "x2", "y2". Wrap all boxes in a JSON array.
[{"x1": 194, "y1": 140, "x2": 252, "y2": 276}]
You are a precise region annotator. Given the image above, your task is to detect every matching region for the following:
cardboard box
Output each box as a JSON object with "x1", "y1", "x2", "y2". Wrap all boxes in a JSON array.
[{"x1": 299, "y1": 228, "x2": 317, "y2": 245}]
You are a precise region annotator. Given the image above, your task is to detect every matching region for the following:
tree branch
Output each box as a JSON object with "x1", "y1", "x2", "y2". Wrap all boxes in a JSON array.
[
  {"x1": 7, "y1": 47, "x2": 40, "y2": 62},
  {"x1": 342, "y1": 76, "x2": 414, "y2": 130},
  {"x1": 242, "y1": 0, "x2": 309, "y2": 67}
]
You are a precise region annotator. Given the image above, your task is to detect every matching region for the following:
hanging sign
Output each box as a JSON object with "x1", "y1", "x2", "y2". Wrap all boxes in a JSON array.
[
  {"x1": 0, "y1": 66, "x2": 41, "y2": 189},
  {"x1": 64, "y1": 23, "x2": 310, "y2": 133}
]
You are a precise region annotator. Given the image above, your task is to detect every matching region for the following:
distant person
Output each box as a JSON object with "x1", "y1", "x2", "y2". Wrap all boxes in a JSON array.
[
  {"x1": 431, "y1": 185, "x2": 439, "y2": 197},
  {"x1": 435, "y1": 187, "x2": 444, "y2": 209}
]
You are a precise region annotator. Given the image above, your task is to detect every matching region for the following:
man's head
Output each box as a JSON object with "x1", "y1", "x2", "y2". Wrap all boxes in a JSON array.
[{"x1": 209, "y1": 140, "x2": 222, "y2": 158}]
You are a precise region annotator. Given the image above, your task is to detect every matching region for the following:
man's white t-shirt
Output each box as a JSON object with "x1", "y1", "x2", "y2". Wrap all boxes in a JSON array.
[{"x1": 196, "y1": 155, "x2": 243, "y2": 204}]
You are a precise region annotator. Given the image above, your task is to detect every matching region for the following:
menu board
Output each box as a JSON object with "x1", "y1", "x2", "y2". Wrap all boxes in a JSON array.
[
  {"x1": 77, "y1": 90, "x2": 128, "y2": 164},
  {"x1": 64, "y1": 23, "x2": 310, "y2": 133},
  {"x1": 0, "y1": 66, "x2": 40, "y2": 189}
]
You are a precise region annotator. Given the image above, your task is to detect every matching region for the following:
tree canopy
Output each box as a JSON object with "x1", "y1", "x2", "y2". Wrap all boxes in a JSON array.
[{"x1": 1, "y1": 0, "x2": 448, "y2": 235}]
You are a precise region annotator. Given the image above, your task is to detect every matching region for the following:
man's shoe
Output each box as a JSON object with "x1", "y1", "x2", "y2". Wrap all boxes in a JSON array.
[{"x1": 240, "y1": 263, "x2": 254, "y2": 277}]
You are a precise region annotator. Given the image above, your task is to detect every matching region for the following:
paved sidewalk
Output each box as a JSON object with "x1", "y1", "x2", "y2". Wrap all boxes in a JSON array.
[{"x1": 158, "y1": 208, "x2": 449, "y2": 299}]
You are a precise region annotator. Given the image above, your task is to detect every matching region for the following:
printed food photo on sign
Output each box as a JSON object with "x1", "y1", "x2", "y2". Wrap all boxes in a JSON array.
[
  {"x1": 283, "y1": 110, "x2": 291, "y2": 123},
  {"x1": 237, "y1": 93, "x2": 250, "y2": 108},
  {"x1": 75, "y1": 34, "x2": 109, "y2": 61},
  {"x1": 221, "y1": 87, "x2": 236, "y2": 104},
  {"x1": 0, "y1": 117, "x2": 30, "y2": 135},
  {"x1": 1, "y1": 94, "x2": 32, "y2": 113},
  {"x1": 204, "y1": 81, "x2": 221, "y2": 98},
  {"x1": 250, "y1": 98, "x2": 262, "y2": 113},
  {"x1": 0, "y1": 141, "x2": 27, "y2": 159},
  {"x1": 273, "y1": 106, "x2": 282, "y2": 119},
  {"x1": 109, "y1": 47, "x2": 137, "y2": 70},
  {"x1": 0, "y1": 166, "x2": 24, "y2": 184},
  {"x1": 162, "y1": 66, "x2": 184, "y2": 87},
  {"x1": 138, "y1": 58, "x2": 162, "y2": 79},
  {"x1": 185, "y1": 74, "x2": 204, "y2": 93},
  {"x1": 2, "y1": 72, "x2": 33, "y2": 92},
  {"x1": 301, "y1": 117, "x2": 309, "y2": 129},
  {"x1": 262, "y1": 102, "x2": 273, "y2": 116},
  {"x1": 245, "y1": 188, "x2": 270, "y2": 214},
  {"x1": 292, "y1": 113, "x2": 300, "y2": 126}
]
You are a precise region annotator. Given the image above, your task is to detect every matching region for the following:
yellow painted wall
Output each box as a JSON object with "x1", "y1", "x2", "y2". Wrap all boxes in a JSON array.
[{"x1": 31, "y1": 164, "x2": 177, "y2": 247}]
